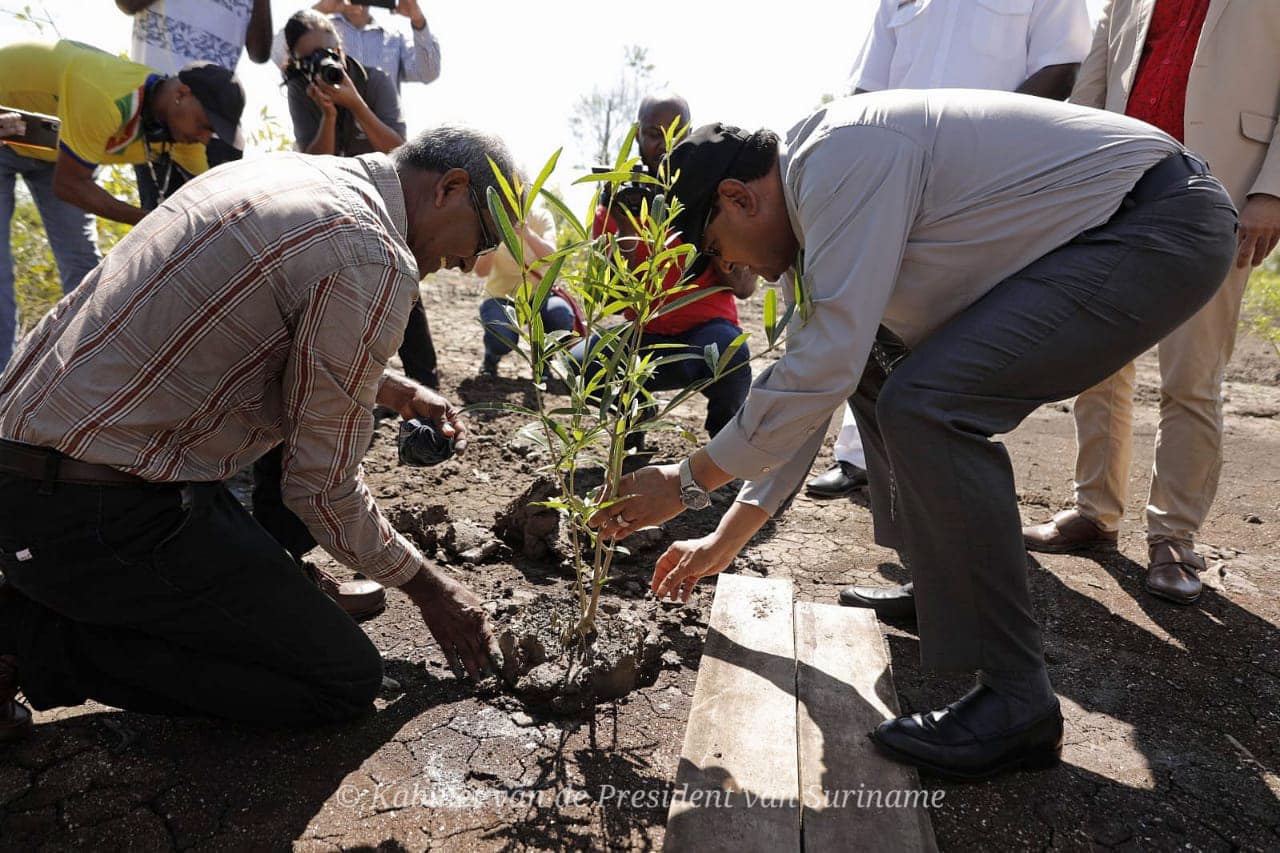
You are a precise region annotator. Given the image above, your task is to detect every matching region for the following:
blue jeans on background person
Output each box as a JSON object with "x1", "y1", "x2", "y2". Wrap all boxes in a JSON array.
[
  {"x1": 1, "y1": 145, "x2": 101, "y2": 369},
  {"x1": 479, "y1": 295, "x2": 575, "y2": 372},
  {"x1": 569, "y1": 316, "x2": 752, "y2": 437}
]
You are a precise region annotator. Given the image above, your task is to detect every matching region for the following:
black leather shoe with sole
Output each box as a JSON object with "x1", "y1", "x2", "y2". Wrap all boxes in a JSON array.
[
  {"x1": 869, "y1": 685, "x2": 1063, "y2": 782},
  {"x1": 837, "y1": 582, "x2": 916, "y2": 620}
]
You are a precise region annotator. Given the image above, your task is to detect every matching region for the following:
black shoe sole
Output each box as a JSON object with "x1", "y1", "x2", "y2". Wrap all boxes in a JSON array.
[
  {"x1": 837, "y1": 594, "x2": 917, "y2": 622},
  {"x1": 868, "y1": 730, "x2": 1062, "y2": 782}
]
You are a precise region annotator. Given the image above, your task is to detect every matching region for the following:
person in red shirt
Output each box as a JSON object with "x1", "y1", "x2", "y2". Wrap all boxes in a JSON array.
[
  {"x1": 572, "y1": 94, "x2": 758, "y2": 438},
  {"x1": 1023, "y1": 0, "x2": 1280, "y2": 605}
]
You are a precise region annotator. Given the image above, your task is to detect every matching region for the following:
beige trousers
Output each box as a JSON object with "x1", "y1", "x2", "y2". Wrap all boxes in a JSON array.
[{"x1": 1071, "y1": 259, "x2": 1251, "y2": 544}]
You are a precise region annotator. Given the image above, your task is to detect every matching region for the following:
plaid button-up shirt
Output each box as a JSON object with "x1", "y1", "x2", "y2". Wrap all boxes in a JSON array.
[{"x1": 0, "y1": 152, "x2": 427, "y2": 587}]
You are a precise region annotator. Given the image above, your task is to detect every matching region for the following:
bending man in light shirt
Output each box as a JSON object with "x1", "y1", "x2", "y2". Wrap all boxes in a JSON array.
[
  {"x1": 0, "y1": 126, "x2": 509, "y2": 740},
  {"x1": 595, "y1": 92, "x2": 1237, "y2": 781},
  {"x1": 823, "y1": 0, "x2": 1091, "y2": 615}
]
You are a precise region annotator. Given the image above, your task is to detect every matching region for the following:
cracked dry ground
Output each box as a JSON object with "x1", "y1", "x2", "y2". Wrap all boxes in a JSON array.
[{"x1": 2, "y1": 269, "x2": 1278, "y2": 851}]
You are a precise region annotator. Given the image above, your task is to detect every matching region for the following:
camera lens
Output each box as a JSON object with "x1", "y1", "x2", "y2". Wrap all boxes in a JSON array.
[{"x1": 317, "y1": 61, "x2": 344, "y2": 86}]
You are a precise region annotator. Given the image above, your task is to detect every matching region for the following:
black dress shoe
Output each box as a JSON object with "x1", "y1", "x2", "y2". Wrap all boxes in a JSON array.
[
  {"x1": 838, "y1": 582, "x2": 916, "y2": 620},
  {"x1": 869, "y1": 685, "x2": 1063, "y2": 782},
  {"x1": 0, "y1": 655, "x2": 32, "y2": 743},
  {"x1": 805, "y1": 461, "x2": 869, "y2": 497}
]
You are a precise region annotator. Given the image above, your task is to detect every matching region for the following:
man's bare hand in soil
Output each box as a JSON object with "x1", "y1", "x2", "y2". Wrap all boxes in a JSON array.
[
  {"x1": 377, "y1": 372, "x2": 468, "y2": 451},
  {"x1": 402, "y1": 565, "x2": 498, "y2": 680},
  {"x1": 1236, "y1": 193, "x2": 1280, "y2": 268}
]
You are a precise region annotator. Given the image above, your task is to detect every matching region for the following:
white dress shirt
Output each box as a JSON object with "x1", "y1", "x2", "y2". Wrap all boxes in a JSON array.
[{"x1": 850, "y1": 0, "x2": 1092, "y2": 93}]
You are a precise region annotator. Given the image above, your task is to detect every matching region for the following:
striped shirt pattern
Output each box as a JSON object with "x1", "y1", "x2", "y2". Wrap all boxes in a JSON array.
[{"x1": 0, "y1": 152, "x2": 426, "y2": 587}]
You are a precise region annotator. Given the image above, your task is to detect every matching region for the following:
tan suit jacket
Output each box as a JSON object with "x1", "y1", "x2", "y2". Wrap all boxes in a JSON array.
[{"x1": 1071, "y1": 0, "x2": 1280, "y2": 202}]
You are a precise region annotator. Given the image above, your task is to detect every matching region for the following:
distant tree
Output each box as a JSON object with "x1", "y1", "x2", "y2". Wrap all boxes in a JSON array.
[{"x1": 569, "y1": 45, "x2": 655, "y2": 167}]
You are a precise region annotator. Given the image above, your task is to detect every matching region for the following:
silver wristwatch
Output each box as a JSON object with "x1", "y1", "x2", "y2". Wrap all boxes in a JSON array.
[{"x1": 679, "y1": 458, "x2": 711, "y2": 510}]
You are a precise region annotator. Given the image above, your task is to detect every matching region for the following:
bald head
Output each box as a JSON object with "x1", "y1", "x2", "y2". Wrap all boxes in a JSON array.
[{"x1": 638, "y1": 93, "x2": 692, "y2": 173}]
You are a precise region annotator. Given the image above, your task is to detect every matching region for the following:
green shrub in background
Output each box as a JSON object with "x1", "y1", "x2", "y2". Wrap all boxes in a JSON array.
[
  {"x1": 1243, "y1": 256, "x2": 1280, "y2": 357},
  {"x1": 11, "y1": 164, "x2": 137, "y2": 335}
]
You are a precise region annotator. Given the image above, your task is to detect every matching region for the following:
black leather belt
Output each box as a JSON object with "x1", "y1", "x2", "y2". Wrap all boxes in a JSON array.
[
  {"x1": 1123, "y1": 150, "x2": 1211, "y2": 209},
  {"x1": 0, "y1": 437, "x2": 150, "y2": 491}
]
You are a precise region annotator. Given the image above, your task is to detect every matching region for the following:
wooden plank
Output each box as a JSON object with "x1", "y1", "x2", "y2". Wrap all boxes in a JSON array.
[
  {"x1": 794, "y1": 602, "x2": 938, "y2": 853},
  {"x1": 665, "y1": 574, "x2": 801, "y2": 852}
]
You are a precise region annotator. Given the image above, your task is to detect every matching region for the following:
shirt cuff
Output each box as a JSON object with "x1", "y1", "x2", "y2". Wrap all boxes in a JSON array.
[
  {"x1": 706, "y1": 418, "x2": 792, "y2": 483},
  {"x1": 353, "y1": 531, "x2": 423, "y2": 588}
]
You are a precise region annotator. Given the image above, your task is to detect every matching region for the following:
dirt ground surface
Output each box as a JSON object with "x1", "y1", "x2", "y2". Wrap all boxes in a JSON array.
[{"x1": 2, "y1": 269, "x2": 1278, "y2": 851}]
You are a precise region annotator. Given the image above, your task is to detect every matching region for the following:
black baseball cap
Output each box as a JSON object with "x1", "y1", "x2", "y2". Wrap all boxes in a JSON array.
[
  {"x1": 177, "y1": 62, "x2": 246, "y2": 150},
  {"x1": 667, "y1": 122, "x2": 751, "y2": 251}
]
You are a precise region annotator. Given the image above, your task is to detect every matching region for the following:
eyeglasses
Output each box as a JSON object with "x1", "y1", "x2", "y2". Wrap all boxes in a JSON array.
[{"x1": 468, "y1": 185, "x2": 500, "y2": 257}]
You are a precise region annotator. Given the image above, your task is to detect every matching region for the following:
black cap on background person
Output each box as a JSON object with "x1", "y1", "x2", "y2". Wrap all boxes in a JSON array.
[{"x1": 177, "y1": 62, "x2": 246, "y2": 150}]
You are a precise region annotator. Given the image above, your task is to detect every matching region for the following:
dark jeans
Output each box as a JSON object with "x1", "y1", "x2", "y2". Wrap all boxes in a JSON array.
[
  {"x1": 849, "y1": 165, "x2": 1237, "y2": 673},
  {"x1": 0, "y1": 475, "x2": 382, "y2": 724},
  {"x1": 570, "y1": 317, "x2": 752, "y2": 437},
  {"x1": 251, "y1": 444, "x2": 316, "y2": 563},
  {"x1": 134, "y1": 136, "x2": 241, "y2": 210}
]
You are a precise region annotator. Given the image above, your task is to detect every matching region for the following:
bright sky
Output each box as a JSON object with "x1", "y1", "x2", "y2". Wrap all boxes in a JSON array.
[{"x1": 1, "y1": 0, "x2": 1106, "y2": 210}]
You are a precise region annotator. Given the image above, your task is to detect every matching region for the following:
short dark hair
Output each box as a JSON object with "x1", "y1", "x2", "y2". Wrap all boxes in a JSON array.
[
  {"x1": 724, "y1": 129, "x2": 780, "y2": 184},
  {"x1": 284, "y1": 9, "x2": 338, "y2": 56},
  {"x1": 391, "y1": 125, "x2": 522, "y2": 212}
]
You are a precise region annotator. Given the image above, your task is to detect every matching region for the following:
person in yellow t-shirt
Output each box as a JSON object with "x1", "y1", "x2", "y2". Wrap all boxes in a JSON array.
[
  {"x1": 0, "y1": 40, "x2": 245, "y2": 368},
  {"x1": 472, "y1": 204, "x2": 575, "y2": 379},
  {"x1": 0, "y1": 40, "x2": 245, "y2": 226}
]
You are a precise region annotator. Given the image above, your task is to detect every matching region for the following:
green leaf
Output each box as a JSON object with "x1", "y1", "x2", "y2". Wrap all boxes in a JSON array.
[
  {"x1": 572, "y1": 169, "x2": 662, "y2": 187},
  {"x1": 539, "y1": 188, "x2": 588, "y2": 241},
  {"x1": 715, "y1": 331, "x2": 751, "y2": 374},
  {"x1": 703, "y1": 342, "x2": 720, "y2": 373},
  {"x1": 486, "y1": 186, "x2": 522, "y2": 266},
  {"x1": 525, "y1": 148, "x2": 561, "y2": 220},
  {"x1": 764, "y1": 287, "x2": 778, "y2": 344},
  {"x1": 614, "y1": 123, "x2": 639, "y2": 171},
  {"x1": 649, "y1": 285, "x2": 728, "y2": 321},
  {"x1": 487, "y1": 156, "x2": 520, "y2": 218}
]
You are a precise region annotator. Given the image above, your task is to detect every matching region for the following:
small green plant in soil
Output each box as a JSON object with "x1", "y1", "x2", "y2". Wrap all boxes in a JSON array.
[{"x1": 477, "y1": 124, "x2": 792, "y2": 655}]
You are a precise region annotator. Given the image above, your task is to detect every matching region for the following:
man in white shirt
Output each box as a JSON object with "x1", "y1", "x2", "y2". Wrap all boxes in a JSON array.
[
  {"x1": 819, "y1": 0, "x2": 1091, "y2": 619},
  {"x1": 117, "y1": 0, "x2": 273, "y2": 207}
]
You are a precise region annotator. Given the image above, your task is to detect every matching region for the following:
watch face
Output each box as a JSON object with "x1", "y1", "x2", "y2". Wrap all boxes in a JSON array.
[{"x1": 681, "y1": 485, "x2": 711, "y2": 510}]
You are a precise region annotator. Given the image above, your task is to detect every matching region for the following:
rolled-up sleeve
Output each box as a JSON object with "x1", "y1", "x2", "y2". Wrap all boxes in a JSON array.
[
  {"x1": 280, "y1": 263, "x2": 423, "y2": 587},
  {"x1": 708, "y1": 126, "x2": 926, "y2": 514},
  {"x1": 400, "y1": 22, "x2": 441, "y2": 85}
]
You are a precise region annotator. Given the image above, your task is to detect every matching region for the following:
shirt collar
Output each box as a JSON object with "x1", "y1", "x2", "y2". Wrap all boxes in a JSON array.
[
  {"x1": 777, "y1": 140, "x2": 805, "y2": 252},
  {"x1": 357, "y1": 152, "x2": 409, "y2": 243}
]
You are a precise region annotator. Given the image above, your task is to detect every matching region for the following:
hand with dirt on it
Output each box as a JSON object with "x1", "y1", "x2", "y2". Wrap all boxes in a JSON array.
[
  {"x1": 402, "y1": 565, "x2": 498, "y2": 680},
  {"x1": 376, "y1": 372, "x2": 468, "y2": 452}
]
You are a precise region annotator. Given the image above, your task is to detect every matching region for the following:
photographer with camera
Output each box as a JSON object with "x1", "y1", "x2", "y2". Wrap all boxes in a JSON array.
[
  {"x1": 271, "y1": 0, "x2": 440, "y2": 94},
  {"x1": 283, "y1": 9, "x2": 405, "y2": 157},
  {"x1": 572, "y1": 94, "x2": 758, "y2": 440}
]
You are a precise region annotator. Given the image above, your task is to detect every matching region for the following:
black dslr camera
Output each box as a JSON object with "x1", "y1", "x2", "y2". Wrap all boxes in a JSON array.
[
  {"x1": 594, "y1": 164, "x2": 658, "y2": 218},
  {"x1": 291, "y1": 48, "x2": 345, "y2": 86}
]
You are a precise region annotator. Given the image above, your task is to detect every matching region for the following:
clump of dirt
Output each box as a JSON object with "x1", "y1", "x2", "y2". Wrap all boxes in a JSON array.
[
  {"x1": 493, "y1": 475, "x2": 569, "y2": 561},
  {"x1": 494, "y1": 591, "x2": 680, "y2": 715},
  {"x1": 388, "y1": 503, "x2": 450, "y2": 553}
]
